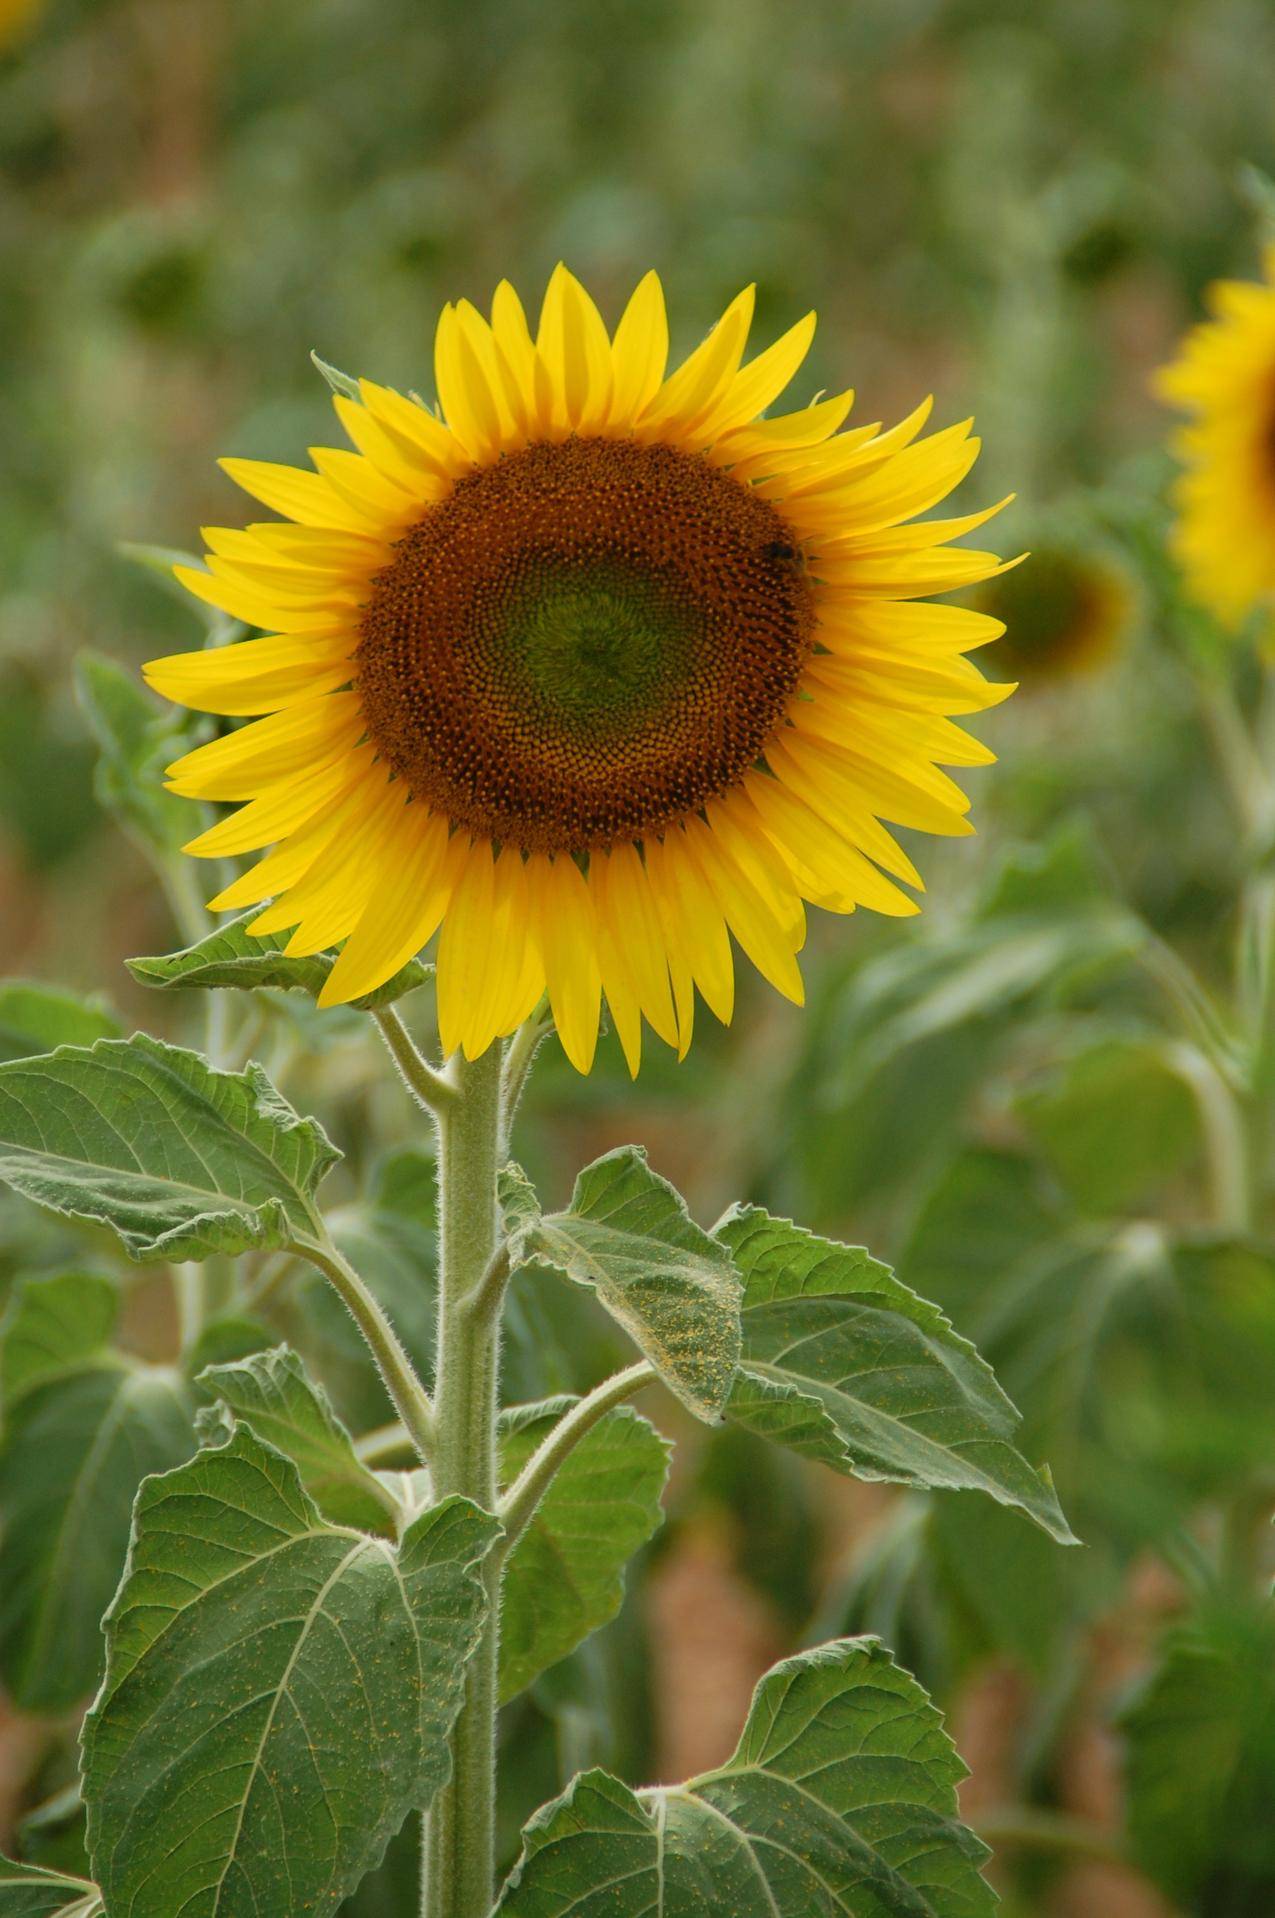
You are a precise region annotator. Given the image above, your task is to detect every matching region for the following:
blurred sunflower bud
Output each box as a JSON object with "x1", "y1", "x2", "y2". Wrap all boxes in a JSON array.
[{"x1": 975, "y1": 540, "x2": 1134, "y2": 687}]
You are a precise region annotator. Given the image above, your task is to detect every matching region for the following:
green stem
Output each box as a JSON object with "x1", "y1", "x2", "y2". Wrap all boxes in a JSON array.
[
  {"x1": 499, "y1": 999, "x2": 551, "y2": 1151},
  {"x1": 972, "y1": 1806, "x2": 1126, "y2": 1869},
  {"x1": 172, "y1": 1263, "x2": 205, "y2": 1354},
  {"x1": 426, "y1": 1043, "x2": 504, "y2": 1918},
  {"x1": 497, "y1": 1362, "x2": 655, "y2": 1560},
  {"x1": 373, "y1": 1006, "x2": 460, "y2": 1116},
  {"x1": 1161, "y1": 1038, "x2": 1251, "y2": 1232},
  {"x1": 295, "y1": 1233, "x2": 436, "y2": 1463}
]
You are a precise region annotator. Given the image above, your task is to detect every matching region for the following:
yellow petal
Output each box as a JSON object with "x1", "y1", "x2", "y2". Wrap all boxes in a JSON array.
[
  {"x1": 436, "y1": 837, "x2": 497, "y2": 1058},
  {"x1": 455, "y1": 301, "x2": 529, "y2": 447},
  {"x1": 435, "y1": 302, "x2": 504, "y2": 463},
  {"x1": 528, "y1": 852, "x2": 602, "y2": 1073},
  {"x1": 333, "y1": 394, "x2": 450, "y2": 499},
  {"x1": 745, "y1": 770, "x2": 922, "y2": 917},
  {"x1": 682, "y1": 815, "x2": 805, "y2": 1004},
  {"x1": 436, "y1": 842, "x2": 542, "y2": 1057},
  {"x1": 172, "y1": 565, "x2": 350, "y2": 635},
  {"x1": 183, "y1": 743, "x2": 375, "y2": 859},
  {"x1": 206, "y1": 808, "x2": 346, "y2": 911},
  {"x1": 319, "y1": 812, "x2": 463, "y2": 1007},
  {"x1": 813, "y1": 544, "x2": 1017, "y2": 597},
  {"x1": 253, "y1": 776, "x2": 409, "y2": 948},
  {"x1": 486, "y1": 849, "x2": 545, "y2": 1040},
  {"x1": 537, "y1": 264, "x2": 614, "y2": 435},
  {"x1": 358, "y1": 379, "x2": 468, "y2": 478},
  {"x1": 644, "y1": 829, "x2": 735, "y2": 1024},
  {"x1": 713, "y1": 388, "x2": 854, "y2": 467},
  {"x1": 692, "y1": 311, "x2": 817, "y2": 446},
  {"x1": 144, "y1": 634, "x2": 354, "y2": 716},
  {"x1": 815, "y1": 598, "x2": 1006, "y2": 657},
  {"x1": 763, "y1": 734, "x2": 924, "y2": 887},
  {"x1": 310, "y1": 445, "x2": 430, "y2": 525},
  {"x1": 591, "y1": 843, "x2": 678, "y2": 1049},
  {"x1": 164, "y1": 691, "x2": 364, "y2": 801},
  {"x1": 596, "y1": 909, "x2": 644, "y2": 1077},
  {"x1": 203, "y1": 554, "x2": 362, "y2": 610},
  {"x1": 702, "y1": 790, "x2": 808, "y2": 940},
  {"x1": 608, "y1": 271, "x2": 669, "y2": 427},
  {"x1": 638, "y1": 285, "x2": 755, "y2": 440},
  {"x1": 218, "y1": 457, "x2": 383, "y2": 534}
]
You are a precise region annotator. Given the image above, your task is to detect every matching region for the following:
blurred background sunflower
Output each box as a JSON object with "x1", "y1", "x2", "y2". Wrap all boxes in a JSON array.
[{"x1": 5, "y1": 5, "x2": 1275, "y2": 1916}]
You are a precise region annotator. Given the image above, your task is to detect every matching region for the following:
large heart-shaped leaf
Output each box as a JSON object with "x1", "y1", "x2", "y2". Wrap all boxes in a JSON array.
[
  {"x1": 502, "y1": 1150, "x2": 741, "y2": 1422},
  {"x1": 497, "y1": 1636, "x2": 993, "y2": 1915},
  {"x1": 718, "y1": 1207, "x2": 1074, "y2": 1542},
  {"x1": 197, "y1": 1345, "x2": 399, "y2": 1535},
  {"x1": 498, "y1": 1397, "x2": 669, "y2": 1702},
  {"x1": 128, "y1": 913, "x2": 431, "y2": 1010},
  {"x1": 0, "y1": 1272, "x2": 194, "y2": 1711},
  {"x1": 82, "y1": 1424, "x2": 499, "y2": 1918},
  {"x1": 0, "y1": 1035, "x2": 339, "y2": 1261}
]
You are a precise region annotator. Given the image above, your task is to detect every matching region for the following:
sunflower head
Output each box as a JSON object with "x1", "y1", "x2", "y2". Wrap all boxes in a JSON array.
[
  {"x1": 148, "y1": 266, "x2": 1014, "y2": 1074},
  {"x1": 973, "y1": 541, "x2": 1132, "y2": 686},
  {"x1": 1157, "y1": 245, "x2": 1275, "y2": 629}
]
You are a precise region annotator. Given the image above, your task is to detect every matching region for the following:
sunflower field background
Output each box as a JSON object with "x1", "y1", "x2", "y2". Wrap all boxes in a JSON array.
[{"x1": 5, "y1": 2, "x2": 1275, "y2": 1914}]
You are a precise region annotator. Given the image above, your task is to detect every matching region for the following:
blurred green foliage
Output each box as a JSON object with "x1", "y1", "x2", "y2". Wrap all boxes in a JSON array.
[{"x1": 6, "y1": 0, "x2": 1275, "y2": 1911}]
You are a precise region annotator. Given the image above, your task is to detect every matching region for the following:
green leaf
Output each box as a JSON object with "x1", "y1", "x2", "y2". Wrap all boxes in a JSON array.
[
  {"x1": 197, "y1": 1344, "x2": 399, "y2": 1534},
  {"x1": 185, "y1": 1315, "x2": 277, "y2": 1373},
  {"x1": 82, "y1": 1424, "x2": 500, "y2": 1918},
  {"x1": 502, "y1": 1149, "x2": 742, "y2": 1422},
  {"x1": 498, "y1": 1397, "x2": 669, "y2": 1703},
  {"x1": 311, "y1": 350, "x2": 362, "y2": 399},
  {"x1": 0, "y1": 1858, "x2": 101, "y2": 1915},
  {"x1": 0, "y1": 1035, "x2": 339, "y2": 1260},
  {"x1": 15, "y1": 1786, "x2": 90, "y2": 1882},
  {"x1": 0, "y1": 1273, "x2": 194, "y2": 1711},
  {"x1": 334, "y1": 1814, "x2": 420, "y2": 1917},
  {"x1": 1016, "y1": 1033, "x2": 1200, "y2": 1216},
  {"x1": 73, "y1": 650, "x2": 201, "y2": 852},
  {"x1": 793, "y1": 823, "x2": 1144, "y2": 1216},
  {"x1": 1123, "y1": 1599, "x2": 1275, "y2": 1906},
  {"x1": 0, "y1": 985, "x2": 120, "y2": 1066},
  {"x1": 128, "y1": 912, "x2": 432, "y2": 1010},
  {"x1": 907, "y1": 1151, "x2": 1275, "y2": 1531},
  {"x1": 717, "y1": 1207, "x2": 1075, "y2": 1543},
  {"x1": 497, "y1": 1636, "x2": 993, "y2": 1916}
]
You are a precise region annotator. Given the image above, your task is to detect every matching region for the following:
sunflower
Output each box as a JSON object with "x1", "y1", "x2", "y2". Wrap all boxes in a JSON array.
[
  {"x1": 1157, "y1": 246, "x2": 1275, "y2": 628},
  {"x1": 974, "y1": 540, "x2": 1132, "y2": 685},
  {"x1": 148, "y1": 267, "x2": 1014, "y2": 1073}
]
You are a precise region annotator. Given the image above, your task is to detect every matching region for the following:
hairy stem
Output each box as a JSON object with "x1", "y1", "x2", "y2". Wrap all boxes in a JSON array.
[
  {"x1": 500, "y1": 999, "x2": 551, "y2": 1151},
  {"x1": 373, "y1": 1005, "x2": 459, "y2": 1115},
  {"x1": 426, "y1": 1043, "x2": 504, "y2": 1918},
  {"x1": 497, "y1": 1362, "x2": 656, "y2": 1561},
  {"x1": 294, "y1": 1233, "x2": 436, "y2": 1462}
]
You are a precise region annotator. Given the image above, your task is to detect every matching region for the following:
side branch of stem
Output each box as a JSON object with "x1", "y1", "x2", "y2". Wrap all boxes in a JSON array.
[
  {"x1": 497, "y1": 1361, "x2": 656, "y2": 1560},
  {"x1": 373, "y1": 1005, "x2": 459, "y2": 1115},
  {"x1": 293, "y1": 1233, "x2": 436, "y2": 1462}
]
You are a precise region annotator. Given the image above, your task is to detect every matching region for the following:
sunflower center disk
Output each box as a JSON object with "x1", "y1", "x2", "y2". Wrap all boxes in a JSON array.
[{"x1": 355, "y1": 437, "x2": 815, "y2": 854}]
